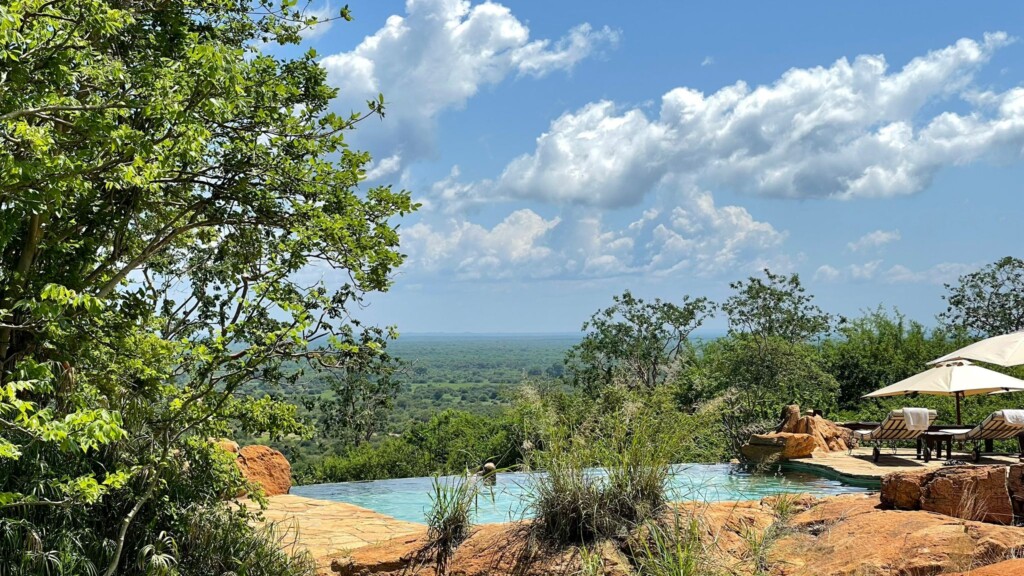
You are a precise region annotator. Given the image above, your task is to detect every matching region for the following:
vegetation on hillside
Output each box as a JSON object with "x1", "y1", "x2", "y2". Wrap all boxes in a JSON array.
[
  {"x1": 0, "y1": 0, "x2": 412, "y2": 573},
  {"x1": 291, "y1": 259, "x2": 1024, "y2": 485}
]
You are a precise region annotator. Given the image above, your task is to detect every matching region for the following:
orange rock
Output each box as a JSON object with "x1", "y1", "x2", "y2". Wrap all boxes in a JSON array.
[
  {"x1": 327, "y1": 494, "x2": 1024, "y2": 576},
  {"x1": 940, "y1": 559, "x2": 1024, "y2": 575},
  {"x1": 881, "y1": 466, "x2": 1014, "y2": 525},
  {"x1": 331, "y1": 522, "x2": 632, "y2": 576},
  {"x1": 237, "y1": 445, "x2": 291, "y2": 496}
]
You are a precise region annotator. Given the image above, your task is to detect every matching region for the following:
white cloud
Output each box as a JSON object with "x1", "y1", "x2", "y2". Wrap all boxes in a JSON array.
[
  {"x1": 849, "y1": 260, "x2": 884, "y2": 280},
  {"x1": 814, "y1": 265, "x2": 842, "y2": 282},
  {"x1": 321, "y1": 0, "x2": 618, "y2": 169},
  {"x1": 847, "y1": 229, "x2": 901, "y2": 252},
  {"x1": 701, "y1": 56, "x2": 714, "y2": 67},
  {"x1": 364, "y1": 154, "x2": 403, "y2": 181},
  {"x1": 884, "y1": 262, "x2": 977, "y2": 284},
  {"x1": 402, "y1": 209, "x2": 561, "y2": 280},
  {"x1": 439, "y1": 32, "x2": 1022, "y2": 208},
  {"x1": 402, "y1": 180, "x2": 786, "y2": 280}
]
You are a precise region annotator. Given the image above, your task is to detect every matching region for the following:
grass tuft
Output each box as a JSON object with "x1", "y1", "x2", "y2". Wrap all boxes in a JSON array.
[{"x1": 425, "y1": 475, "x2": 477, "y2": 572}]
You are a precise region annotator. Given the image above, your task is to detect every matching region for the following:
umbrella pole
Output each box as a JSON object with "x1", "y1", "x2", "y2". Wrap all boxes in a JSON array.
[{"x1": 956, "y1": 392, "x2": 962, "y2": 426}]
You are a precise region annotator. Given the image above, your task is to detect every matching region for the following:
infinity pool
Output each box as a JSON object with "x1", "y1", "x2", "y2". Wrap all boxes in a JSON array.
[{"x1": 292, "y1": 464, "x2": 868, "y2": 524}]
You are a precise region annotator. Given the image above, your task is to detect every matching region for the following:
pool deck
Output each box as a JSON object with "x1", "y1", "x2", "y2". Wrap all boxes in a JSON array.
[
  {"x1": 246, "y1": 494, "x2": 424, "y2": 570},
  {"x1": 784, "y1": 447, "x2": 1023, "y2": 486}
]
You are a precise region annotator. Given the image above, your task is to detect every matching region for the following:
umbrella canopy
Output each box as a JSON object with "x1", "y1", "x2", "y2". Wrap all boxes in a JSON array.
[
  {"x1": 863, "y1": 360, "x2": 1024, "y2": 424},
  {"x1": 929, "y1": 330, "x2": 1024, "y2": 367}
]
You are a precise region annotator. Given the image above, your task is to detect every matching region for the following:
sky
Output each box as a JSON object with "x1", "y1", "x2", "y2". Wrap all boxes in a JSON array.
[{"x1": 288, "y1": 0, "x2": 1024, "y2": 333}]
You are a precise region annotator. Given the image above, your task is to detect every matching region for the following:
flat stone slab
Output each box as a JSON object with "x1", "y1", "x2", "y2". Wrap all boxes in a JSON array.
[
  {"x1": 242, "y1": 494, "x2": 424, "y2": 572},
  {"x1": 787, "y1": 447, "x2": 1022, "y2": 483}
]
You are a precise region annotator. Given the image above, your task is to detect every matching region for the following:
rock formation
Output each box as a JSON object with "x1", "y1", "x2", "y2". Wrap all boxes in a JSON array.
[
  {"x1": 215, "y1": 441, "x2": 292, "y2": 497},
  {"x1": 880, "y1": 465, "x2": 1020, "y2": 525},
  {"x1": 740, "y1": 404, "x2": 854, "y2": 464},
  {"x1": 328, "y1": 494, "x2": 1024, "y2": 576}
]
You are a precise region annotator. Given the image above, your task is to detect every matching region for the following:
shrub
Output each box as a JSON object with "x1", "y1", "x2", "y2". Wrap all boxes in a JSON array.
[
  {"x1": 631, "y1": 514, "x2": 714, "y2": 576},
  {"x1": 170, "y1": 506, "x2": 316, "y2": 576},
  {"x1": 425, "y1": 476, "x2": 477, "y2": 572}
]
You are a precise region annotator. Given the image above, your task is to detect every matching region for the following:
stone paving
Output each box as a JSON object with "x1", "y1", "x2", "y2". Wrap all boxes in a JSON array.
[
  {"x1": 245, "y1": 494, "x2": 424, "y2": 571},
  {"x1": 786, "y1": 446, "x2": 1022, "y2": 483}
]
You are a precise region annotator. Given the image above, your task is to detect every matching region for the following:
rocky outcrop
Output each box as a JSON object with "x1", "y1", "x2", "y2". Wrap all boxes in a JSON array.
[
  {"x1": 941, "y1": 559, "x2": 1024, "y2": 575},
  {"x1": 236, "y1": 445, "x2": 292, "y2": 496},
  {"x1": 331, "y1": 522, "x2": 633, "y2": 576},
  {"x1": 740, "y1": 432, "x2": 819, "y2": 462},
  {"x1": 329, "y1": 494, "x2": 1024, "y2": 576},
  {"x1": 741, "y1": 404, "x2": 853, "y2": 464},
  {"x1": 880, "y1": 465, "x2": 1015, "y2": 524}
]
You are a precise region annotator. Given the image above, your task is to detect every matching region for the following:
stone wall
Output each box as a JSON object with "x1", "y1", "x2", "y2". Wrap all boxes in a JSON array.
[{"x1": 881, "y1": 464, "x2": 1024, "y2": 525}]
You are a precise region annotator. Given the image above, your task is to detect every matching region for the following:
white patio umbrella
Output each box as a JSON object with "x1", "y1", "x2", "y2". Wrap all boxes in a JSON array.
[
  {"x1": 929, "y1": 330, "x2": 1024, "y2": 367},
  {"x1": 863, "y1": 360, "x2": 1024, "y2": 425}
]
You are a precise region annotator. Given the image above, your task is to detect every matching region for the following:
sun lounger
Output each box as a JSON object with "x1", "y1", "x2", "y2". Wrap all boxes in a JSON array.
[
  {"x1": 941, "y1": 410, "x2": 1024, "y2": 462},
  {"x1": 853, "y1": 408, "x2": 937, "y2": 462}
]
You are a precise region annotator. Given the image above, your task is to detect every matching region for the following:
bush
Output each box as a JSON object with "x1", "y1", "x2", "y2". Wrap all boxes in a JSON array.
[
  {"x1": 528, "y1": 409, "x2": 672, "y2": 545},
  {"x1": 170, "y1": 506, "x2": 316, "y2": 576},
  {"x1": 425, "y1": 476, "x2": 477, "y2": 572}
]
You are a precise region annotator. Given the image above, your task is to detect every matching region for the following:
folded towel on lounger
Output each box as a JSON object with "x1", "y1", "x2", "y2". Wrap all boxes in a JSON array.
[
  {"x1": 903, "y1": 407, "x2": 931, "y2": 431},
  {"x1": 1003, "y1": 409, "x2": 1024, "y2": 426}
]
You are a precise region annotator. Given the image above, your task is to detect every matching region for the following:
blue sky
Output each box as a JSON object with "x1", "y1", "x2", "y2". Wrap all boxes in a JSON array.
[{"x1": 292, "y1": 1, "x2": 1024, "y2": 333}]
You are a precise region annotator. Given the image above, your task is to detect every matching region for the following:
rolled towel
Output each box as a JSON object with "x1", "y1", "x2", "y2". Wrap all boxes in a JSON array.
[
  {"x1": 1002, "y1": 409, "x2": 1024, "y2": 426},
  {"x1": 903, "y1": 407, "x2": 931, "y2": 431}
]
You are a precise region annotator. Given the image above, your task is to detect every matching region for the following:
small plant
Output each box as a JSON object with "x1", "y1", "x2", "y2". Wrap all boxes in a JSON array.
[
  {"x1": 741, "y1": 521, "x2": 780, "y2": 576},
  {"x1": 577, "y1": 544, "x2": 605, "y2": 576},
  {"x1": 770, "y1": 492, "x2": 799, "y2": 525},
  {"x1": 631, "y1": 513, "x2": 714, "y2": 576},
  {"x1": 425, "y1": 475, "x2": 477, "y2": 572}
]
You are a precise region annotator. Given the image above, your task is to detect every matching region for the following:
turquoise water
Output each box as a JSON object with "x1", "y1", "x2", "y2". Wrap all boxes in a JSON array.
[{"x1": 292, "y1": 464, "x2": 868, "y2": 524}]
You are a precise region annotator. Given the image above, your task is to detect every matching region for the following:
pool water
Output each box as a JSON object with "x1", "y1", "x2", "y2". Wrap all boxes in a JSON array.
[{"x1": 292, "y1": 464, "x2": 868, "y2": 524}]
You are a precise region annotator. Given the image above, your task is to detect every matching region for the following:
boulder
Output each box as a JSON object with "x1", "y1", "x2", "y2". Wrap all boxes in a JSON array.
[
  {"x1": 741, "y1": 404, "x2": 855, "y2": 464},
  {"x1": 777, "y1": 404, "x2": 854, "y2": 452},
  {"x1": 881, "y1": 466, "x2": 1014, "y2": 525},
  {"x1": 1008, "y1": 463, "x2": 1024, "y2": 518},
  {"x1": 742, "y1": 432, "x2": 820, "y2": 461},
  {"x1": 237, "y1": 445, "x2": 291, "y2": 496}
]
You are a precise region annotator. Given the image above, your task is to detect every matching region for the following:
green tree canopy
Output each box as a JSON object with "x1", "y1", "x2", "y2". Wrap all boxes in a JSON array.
[
  {"x1": 564, "y1": 290, "x2": 714, "y2": 394},
  {"x1": 722, "y1": 269, "x2": 834, "y2": 344},
  {"x1": 0, "y1": 0, "x2": 413, "y2": 573},
  {"x1": 939, "y1": 256, "x2": 1024, "y2": 337}
]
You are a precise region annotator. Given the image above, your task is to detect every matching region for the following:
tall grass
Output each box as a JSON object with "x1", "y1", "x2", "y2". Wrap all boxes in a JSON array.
[
  {"x1": 528, "y1": 412, "x2": 672, "y2": 545},
  {"x1": 425, "y1": 475, "x2": 477, "y2": 572},
  {"x1": 631, "y1": 514, "x2": 715, "y2": 576}
]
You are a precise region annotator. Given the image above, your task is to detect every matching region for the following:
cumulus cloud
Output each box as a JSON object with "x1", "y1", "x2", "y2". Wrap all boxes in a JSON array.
[
  {"x1": 321, "y1": 0, "x2": 618, "y2": 173},
  {"x1": 439, "y1": 32, "x2": 1021, "y2": 208},
  {"x1": 814, "y1": 265, "x2": 842, "y2": 282},
  {"x1": 848, "y1": 229, "x2": 901, "y2": 252},
  {"x1": 884, "y1": 262, "x2": 977, "y2": 284},
  {"x1": 401, "y1": 180, "x2": 786, "y2": 280}
]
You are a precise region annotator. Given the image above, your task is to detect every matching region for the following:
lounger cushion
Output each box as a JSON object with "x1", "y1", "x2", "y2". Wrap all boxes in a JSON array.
[
  {"x1": 855, "y1": 409, "x2": 937, "y2": 442},
  {"x1": 949, "y1": 410, "x2": 1024, "y2": 441}
]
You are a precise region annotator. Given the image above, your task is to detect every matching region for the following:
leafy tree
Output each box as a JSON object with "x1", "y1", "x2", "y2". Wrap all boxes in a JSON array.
[
  {"x1": 305, "y1": 355, "x2": 404, "y2": 447},
  {"x1": 712, "y1": 270, "x2": 837, "y2": 449},
  {"x1": 722, "y1": 269, "x2": 834, "y2": 344},
  {"x1": 0, "y1": 1, "x2": 413, "y2": 573},
  {"x1": 565, "y1": 290, "x2": 714, "y2": 394},
  {"x1": 821, "y1": 308, "x2": 960, "y2": 408},
  {"x1": 939, "y1": 256, "x2": 1024, "y2": 337},
  {"x1": 696, "y1": 336, "x2": 840, "y2": 451}
]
